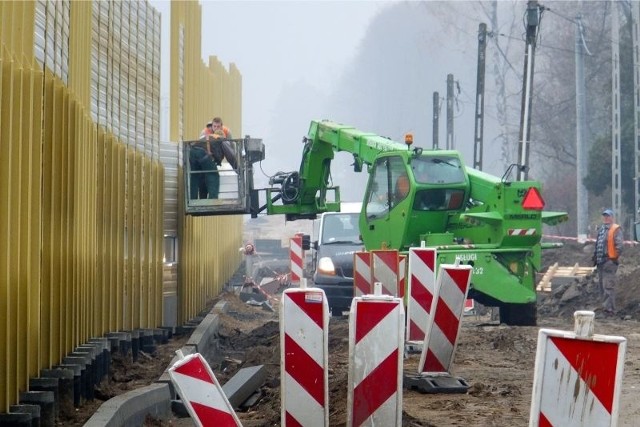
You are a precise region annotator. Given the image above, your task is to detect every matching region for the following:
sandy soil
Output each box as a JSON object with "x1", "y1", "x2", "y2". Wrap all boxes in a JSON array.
[{"x1": 198, "y1": 293, "x2": 640, "y2": 427}]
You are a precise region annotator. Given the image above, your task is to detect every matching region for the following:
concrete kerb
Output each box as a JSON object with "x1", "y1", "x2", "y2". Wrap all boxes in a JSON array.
[
  {"x1": 89, "y1": 301, "x2": 229, "y2": 425},
  {"x1": 83, "y1": 383, "x2": 171, "y2": 427}
]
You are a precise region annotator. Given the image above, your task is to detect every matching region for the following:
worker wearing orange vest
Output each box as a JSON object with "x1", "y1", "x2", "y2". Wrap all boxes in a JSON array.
[
  {"x1": 593, "y1": 208, "x2": 623, "y2": 314},
  {"x1": 211, "y1": 116, "x2": 232, "y2": 139}
]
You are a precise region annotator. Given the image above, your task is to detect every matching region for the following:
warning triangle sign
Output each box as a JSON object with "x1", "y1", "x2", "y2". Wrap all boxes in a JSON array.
[{"x1": 522, "y1": 187, "x2": 545, "y2": 210}]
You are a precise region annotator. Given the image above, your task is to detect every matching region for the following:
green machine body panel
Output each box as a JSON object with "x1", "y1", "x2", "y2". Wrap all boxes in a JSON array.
[{"x1": 263, "y1": 120, "x2": 568, "y2": 324}]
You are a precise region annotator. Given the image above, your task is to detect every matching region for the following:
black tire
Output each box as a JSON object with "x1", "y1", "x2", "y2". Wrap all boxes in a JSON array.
[{"x1": 499, "y1": 303, "x2": 537, "y2": 326}]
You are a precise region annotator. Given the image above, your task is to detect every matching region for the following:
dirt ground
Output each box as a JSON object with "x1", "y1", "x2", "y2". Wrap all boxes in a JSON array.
[{"x1": 68, "y1": 239, "x2": 640, "y2": 426}]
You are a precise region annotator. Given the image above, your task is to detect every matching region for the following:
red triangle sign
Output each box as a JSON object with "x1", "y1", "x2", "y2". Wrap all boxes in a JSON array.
[{"x1": 522, "y1": 187, "x2": 545, "y2": 210}]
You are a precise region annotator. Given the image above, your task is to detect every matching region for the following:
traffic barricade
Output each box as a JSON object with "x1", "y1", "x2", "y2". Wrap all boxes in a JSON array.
[
  {"x1": 406, "y1": 261, "x2": 472, "y2": 393},
  {"x1": 280, "y1": 279, "x2": 330, "y2": 426},
  {"x1": 347, "y1": 283, "x2": 404, "y2": 427},
  {"x1": 371, "y1": 250, "x2": 399, "y2": 296},
  {"x1": 406, "y1": 248, "x2": 437, "y2": 344},
  {"x1": 353, "y1": 251, "x2": 373, "y2": 297},
  {"x1": 529, "y1": 310, "x2": 627, "y2": 426},
  {"x1": 168, "y1": 352, "x2": 242, "y2": 427},
  {"x1": 289, "y1": 235, "x2": 304, "y2": 286}
]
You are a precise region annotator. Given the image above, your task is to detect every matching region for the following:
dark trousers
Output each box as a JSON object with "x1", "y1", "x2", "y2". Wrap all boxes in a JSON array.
[{"x1": 189, "y1": 147, "x2": 219, "y2": 199}]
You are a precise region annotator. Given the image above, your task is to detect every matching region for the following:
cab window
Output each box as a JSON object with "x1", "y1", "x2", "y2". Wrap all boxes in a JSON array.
[
  {"x1": 365, "y1": 156, "x2": 407, "y2": 219},
  {"x1": 412, "y1": 156, "x2": 465, "y2": 184}
]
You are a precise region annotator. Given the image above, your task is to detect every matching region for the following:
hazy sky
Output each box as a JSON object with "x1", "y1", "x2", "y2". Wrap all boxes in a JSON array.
[{"x1": 151, "y1": 0, "x2": 389, "y2": 142}]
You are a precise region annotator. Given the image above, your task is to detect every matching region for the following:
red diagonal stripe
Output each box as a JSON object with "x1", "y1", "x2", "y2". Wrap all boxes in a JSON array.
[
  {"x1": 285, "y1": 411, "x2": 303, "y2": 427},
  {"x1": 415, "y1": 249, "x2": 435, "y2": 271},
  {"x1": 443, "y1": 267, "x2": 471, "y2": 294},
  {"x1": 433, "y1": 297, "x2": 460, "y2": 345},
  {"x1": 411, "y1": 276, "x2": 433, "y2": 314},
  {"x1": 191, "y1": 401, "x2": 237, "y2": 427},
  {"x1": 550, "y1": 337, "x2": 620, "y2": 413},
  {"x1": 354, "y1": 277, "x2": 371, "y2": 295},
  {"x1": 355, "y1": 301, "x2": 398, "y2": 343},
  {"x1": 374, "y1": 250, "x2": 399, "y2": 270},
  {"x1": 539, "y1": 412, "x2": 552, "y2": 427},
  {"x1": 173, "y1": 356, "x2": 214, "y2": 384},
  {"x1": 422, "y1": 348, "x2": 446, "y2": 372},
  {"x1": 352, "y1": 350, "x2": 399, "y2": 426},
  {"x1": 409, "y1": 319, "x2": 424, "y2": 341},
  {"x1": 284, "y1": 334, "x2": 325, "y2": 406},
  {"x1": 290, "y1": 251, "x2": 303, "y2": 266},
  {"x1": 286, "y1": 291, "x2": 324, "y2": 328}
]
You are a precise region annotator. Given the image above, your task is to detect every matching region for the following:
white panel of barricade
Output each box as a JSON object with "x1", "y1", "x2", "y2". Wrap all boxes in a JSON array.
[
  {"x1": 168, "y1": 352, "x2": 242, "y2": 427},
  {"x1": 418, "y1": 263, "x2": 472, "y2": 374},
  {"x1": 371, "y1": 250, "x2": 399, "y2": 296},
  {"x1": 347, "y1": 283, "x2": 404, "y2": 427},
  {"x1": 353, "y1": 251, "x2": 373, "y2": 297},
  {"x1": 406, "y1": 248, "x2": 437, "y2": 343},
  {"x1": 529, "y1": 311, "x2": 626, "y2": 427},
  {"x1": 289, "y1": 236, "x2": 303, "y2": 285},
  {"x1": 280, "y1": 283, "x2": 329, "y2": 426}
]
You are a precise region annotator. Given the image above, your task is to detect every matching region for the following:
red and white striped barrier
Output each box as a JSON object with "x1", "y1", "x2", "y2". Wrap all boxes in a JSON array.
[
  {"x1": 168, "y1": 352, "x2": 242, "y2": 427},
  {"x1": 289, "y1": 235, "x2": 303, "y2": 286},
  {"x1": 406, "y1": 248, "x2": 437, "y2": 343},
  {"x1": 353, "y1": 251, "x2": 373, "y2": 297},
  {"x1": 371, "y1": 250, "x2": 399, "y2": 296},
  {"x1": 347, "y1": 283, "x2": 404, "y2": 427},
  {"x1": 529, "y1": 311, "x2": 627, "y2": 427},
  {"x1": 280, "y1": 282, "x2": 329, "y2": 426},
  {"x1": 418, "y1": 262, "x2": 472, "y2": 374}
]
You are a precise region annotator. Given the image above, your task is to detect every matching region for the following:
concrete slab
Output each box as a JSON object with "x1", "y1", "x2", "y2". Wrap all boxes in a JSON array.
[
  {"x1": 84, "y1": 383, "x2": 171, "y2": 427},
  {"x1": 221, "y1": 365, "x2": 267, "y2": 409}
]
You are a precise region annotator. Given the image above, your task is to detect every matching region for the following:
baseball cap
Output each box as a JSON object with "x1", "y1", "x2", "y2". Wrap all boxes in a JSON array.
[{"x1": 602, "y1": 208, "x2": 614, "y2": 216}]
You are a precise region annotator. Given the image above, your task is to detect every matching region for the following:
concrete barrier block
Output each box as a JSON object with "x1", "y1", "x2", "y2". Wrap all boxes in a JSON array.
[{"x1": 84, "y1": 383, "x2": 171, "y2": 427}]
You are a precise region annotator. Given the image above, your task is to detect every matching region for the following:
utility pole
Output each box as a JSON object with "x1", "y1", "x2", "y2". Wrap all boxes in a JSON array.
[
  {"x1": 611, "y1": 3, "x2": 622, "y2": 224},
  {"x1": 473, "y1": 23, "x2": 487, "y2": 171},
  {"x1": 432, "y1": 91, "x2": 440, "y2": 149},
  {"x1": 446, "y1": 74, "x2": 454, "y2": 150},
  {"x1": 517, "y1": 1, "x2": 543, "y2": 181},
  {"x1": 575, "y1": 13, "x2": 589, "y2": 241},
  {"x1": 632, "y1": 1, "x2": 640, "y2": 224}
]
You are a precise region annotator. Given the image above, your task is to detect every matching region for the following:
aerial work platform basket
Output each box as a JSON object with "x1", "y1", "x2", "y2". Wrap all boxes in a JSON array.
[{"x1": 182, "y1": 136, "x2": 264, "y2": 216}]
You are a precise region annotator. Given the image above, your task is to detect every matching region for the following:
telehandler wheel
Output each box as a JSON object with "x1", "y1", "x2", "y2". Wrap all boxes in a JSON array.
[{"x1": 499, "y1": 303, "x2": 537, "y2": 326}]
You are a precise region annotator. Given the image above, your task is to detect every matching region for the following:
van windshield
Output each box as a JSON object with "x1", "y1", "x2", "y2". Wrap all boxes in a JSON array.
[{"x1": 321, "y1": 213, "x2": 362, "y2": 244}]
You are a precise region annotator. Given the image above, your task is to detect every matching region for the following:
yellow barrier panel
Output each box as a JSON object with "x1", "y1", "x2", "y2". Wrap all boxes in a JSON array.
[{"x1": 0, "y1": 0, "x2": 241, "y2": 413}]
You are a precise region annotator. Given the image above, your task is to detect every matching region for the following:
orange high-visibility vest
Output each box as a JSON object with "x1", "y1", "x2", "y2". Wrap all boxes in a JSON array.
[{"x1": 607, "y1": 223, "x2": 620, "y2": 260}]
